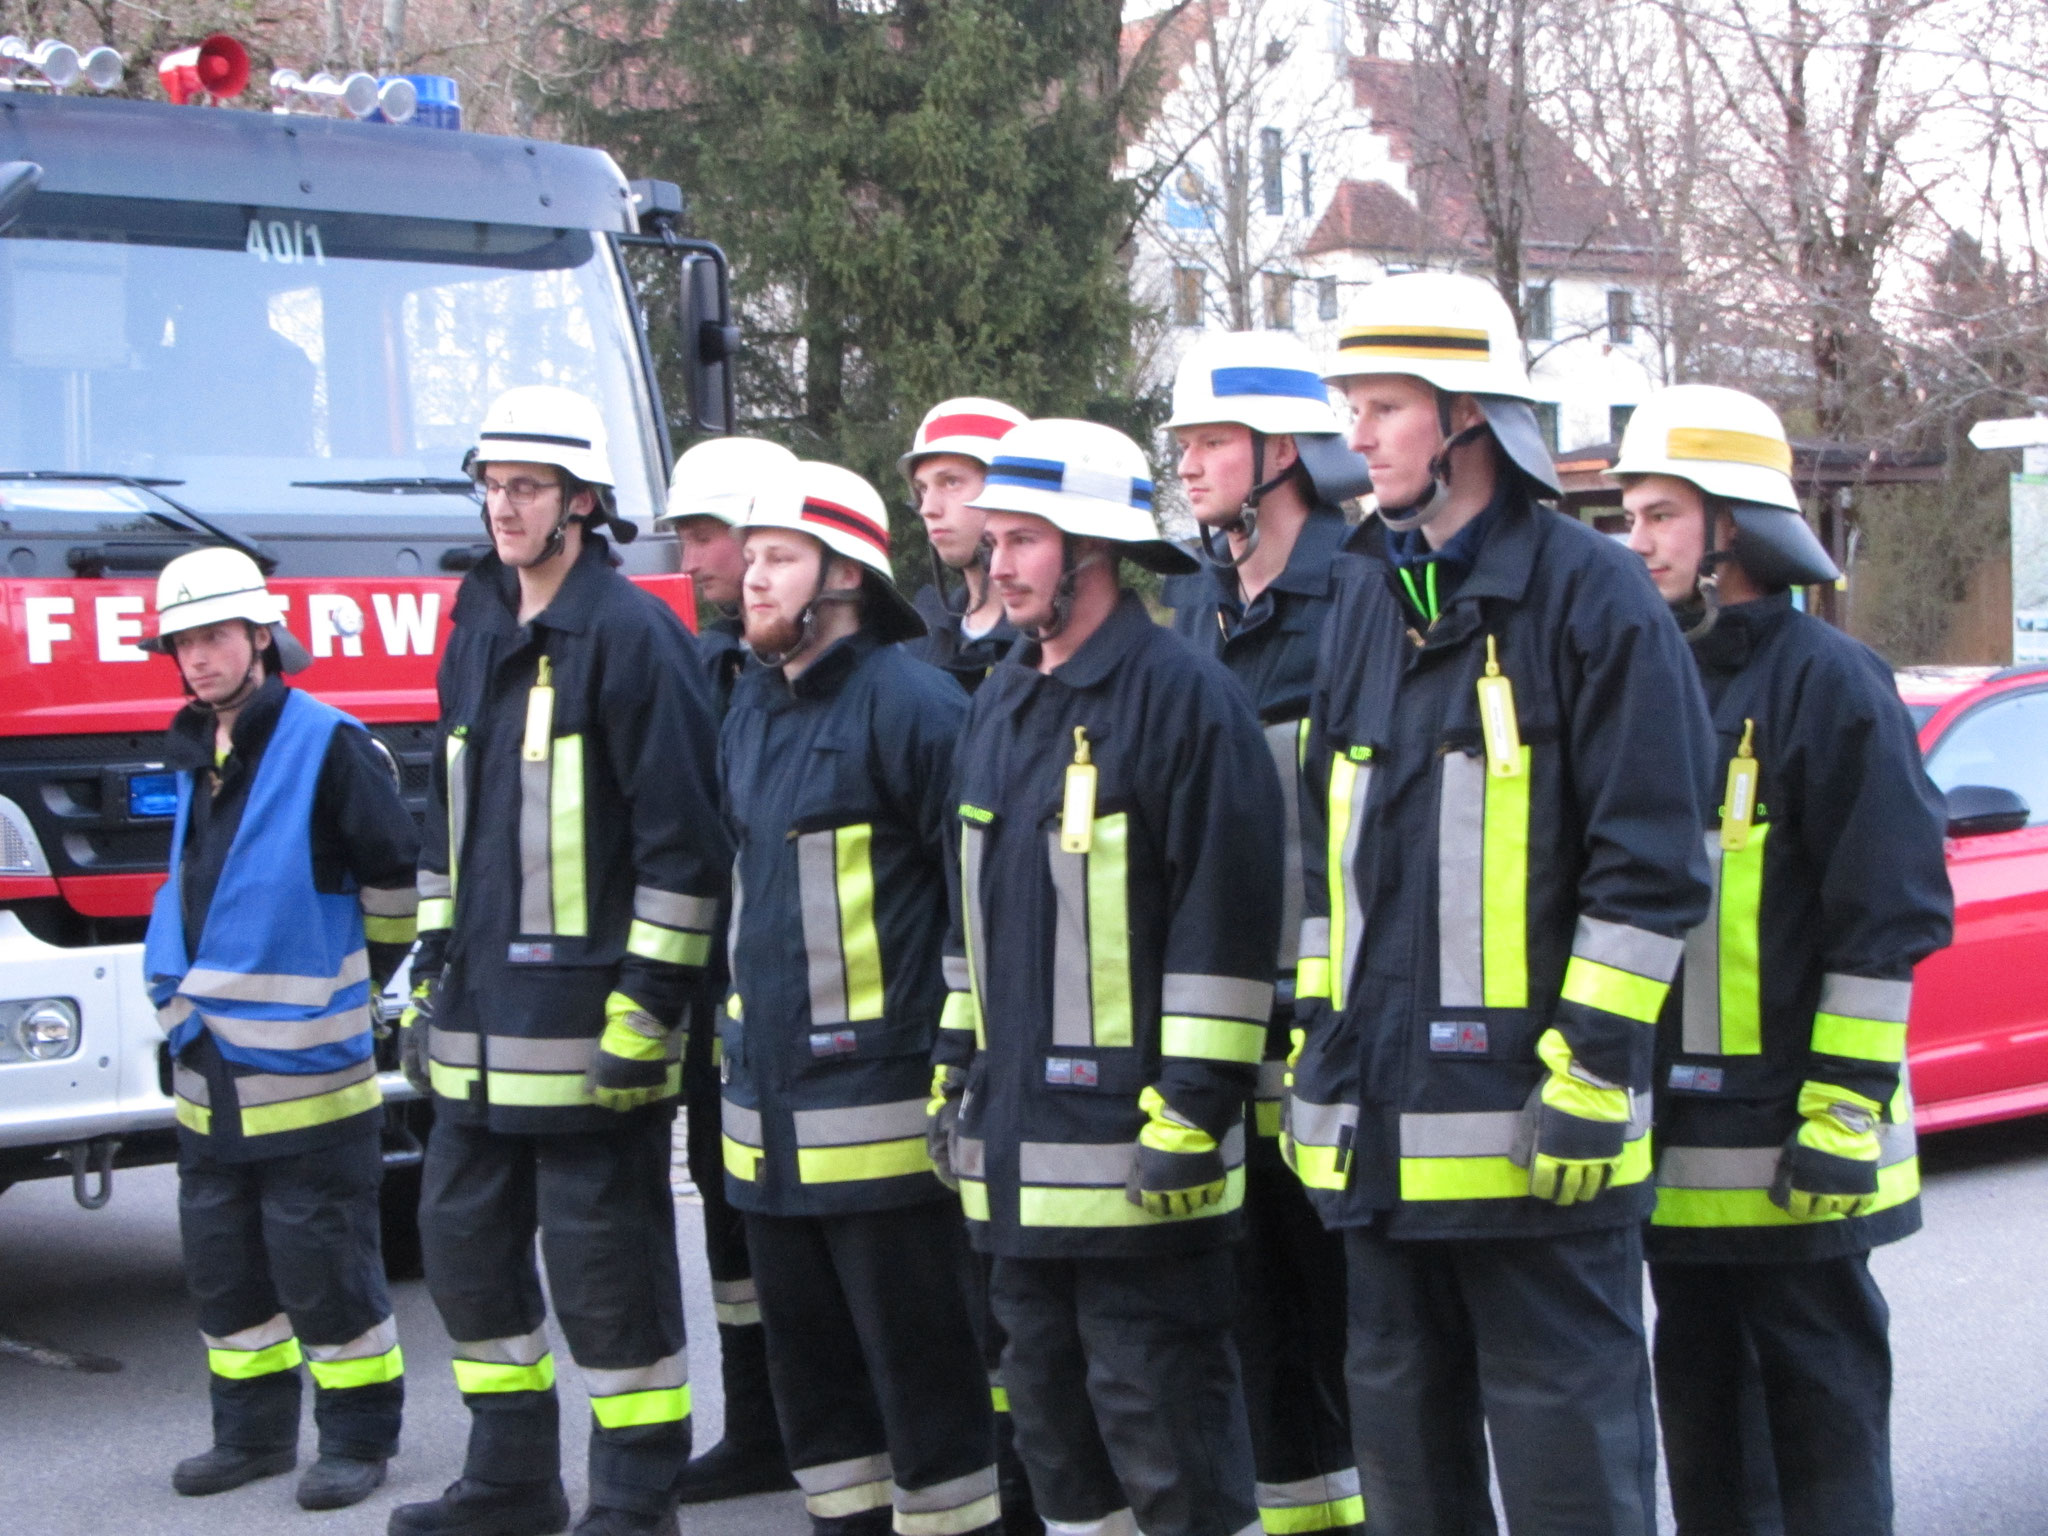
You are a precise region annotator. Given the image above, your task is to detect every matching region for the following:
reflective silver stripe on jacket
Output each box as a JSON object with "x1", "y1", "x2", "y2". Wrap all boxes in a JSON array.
[
  {"x1": 1019, "y1": 1124, "x2": 1247, "y2": 1187},
  {"x1": 723, "y1": 1100, "x2": 764, "y2": 1149},
  {"x1": 487, "y1": 1036, "x2": 596, "y2": 1072},
  {"x1": 1264, "y1": 720, "x2": 1306, "y2": 974},
  {"x1": 1160, "y1": 973, "x2": 1274, "y2": 1026},
  {"x1": 417, "y1": 870, "x2": 453, "y2": 902},
  {"x1": 797, "y1": 830, "x2": 854, "y2": 1025},
  {"x1": 1046, "y1": 833, "x2": 1093, "y2": 1048},
  {"x1": 793, "y1": 1099, "x2": 929, "y2": 1147},
  {"x1": 428, "y1": 1026, "x2": 480, "y2": 1065},
  {"x1": 1659, "y1": 1120, "x2": 1918, "y2": 1189},
  {"x1": 1437, "y1": 751, "x2": 1487, "y2": 1008},
  {"x1": 1332, "y1": 761, "x2": 1372, "y2": 1007},
  {"x1": 634, "y1": 885, "x2": 717, "y2": 932},
  {"x1": 1290, "y1": 1097, "x2": 1358, "y2": 1146},
  {"x1": 1682, "y1": 834, "x2": 1724, "y2": 1054},
  {"x1": 445, "y1": 733, "x2": 468, "y2": 895},
  {"x1": 233, "y1": 1057, "x2": 377, "y2": 1108},
  {"x1": 359, "y1": 884, "x2": 419, "y2": 917},
  {"x1": 182, "y1": 949, "x2": 370, "y2": 1008},
  {"x1": 1819, "y1": 973, "x2": 1913, "y2": 1023},
  {"x1": 960, "y1": 824, "x2": 990, "y2": 1018},
  {"x1": 201, "y1": 1003, "x2": 374, "y2": 1053},
  {"x1": 954, "y1": 1135, "x2": 986, "y2": 1179},
  {"x1": 1576, "y1": 914, "x2": 1684, "y2": 983},
  {"x1": 1256, "y1": 1059, "x2": 1288, "y2": 1103},
  {"x1": 173, "y1": 1063, "x2": 210, "y2": 1105},
  {"x1": 519, "y1": 743, "x2": 554, "y2": 937},
  {"x1": 726, "y1": 861, "x2": 745, "y2": 990}
]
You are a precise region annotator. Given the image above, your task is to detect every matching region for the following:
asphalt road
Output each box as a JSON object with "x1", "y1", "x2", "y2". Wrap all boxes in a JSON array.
[{"x1": 3, "y1": 1116, "x2": 2046, "y2": 1536}]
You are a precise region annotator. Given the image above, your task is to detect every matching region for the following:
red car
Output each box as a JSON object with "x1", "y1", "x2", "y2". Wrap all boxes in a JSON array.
[{"x1": 1900, "y1": 665, "x2": 2048, "y2": 1130}]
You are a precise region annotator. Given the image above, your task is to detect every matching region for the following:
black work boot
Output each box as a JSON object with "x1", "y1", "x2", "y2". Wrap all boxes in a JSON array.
[
  {"x1": 674, "y1": 1324, "x2": 794, "y2": 1504},
  {"x1": 297, "y1": 1454, "x2": 388, "y2": 1510},
  {"x1": 173, "y1": 1444, "x2": 297, "y2": 1496},
  {"x1": 387, "y1": 1477, "x2": 571, "y2": 1536}
]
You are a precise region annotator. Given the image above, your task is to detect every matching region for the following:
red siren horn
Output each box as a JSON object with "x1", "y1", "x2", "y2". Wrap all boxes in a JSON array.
[{"x1": 157, "y1": 33, "x2": 249, "y2": 105}]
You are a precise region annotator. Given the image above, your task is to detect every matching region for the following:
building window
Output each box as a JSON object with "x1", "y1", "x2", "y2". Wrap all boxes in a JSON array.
[
  {"x1": 1174, "y1": 266, "x2": 1206, "y2": 328},
  {"x1": 1525, "y1": 284, "x2": 1552, "y2": 342},
  {"x1": 1607, "y1": 289, "x2": 1634, "y2": 344},
  {"x1": 1264, "y1": 271, "x2": 1293, "y2": 330},
  {"x1": 1317, "y1": 275, "x2": 1339, "y2": 322},
  {"x1": 1534, "y1": 402, "x2": 1560, "y2": 451},
  {"x1": 1610, "y1": 403, "x2": 1636, "y2": 443},
  {"x1": 1261, "y1": 128, "x2": 1284, "y2": 216},
  {"x1": 1300, "y1": 151, "x2": 1314, "y2": 217}
]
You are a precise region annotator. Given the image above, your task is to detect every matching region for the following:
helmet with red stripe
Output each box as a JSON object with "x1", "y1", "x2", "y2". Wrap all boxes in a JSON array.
[
  {"x1": 742, "y1": 461, "x2": 926, "y2": 642},
  {"x1": 898, "y1": 396, "x2": 1028, "y2": 476}
]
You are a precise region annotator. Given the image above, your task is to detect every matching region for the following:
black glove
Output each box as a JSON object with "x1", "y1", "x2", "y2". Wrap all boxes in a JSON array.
[
  {"x1": 927, "y1": 1065, "x2": 966, "y2": 1191},
  {"x1": 396, "y1": 977, "x2": 436, "y2": 1096}
]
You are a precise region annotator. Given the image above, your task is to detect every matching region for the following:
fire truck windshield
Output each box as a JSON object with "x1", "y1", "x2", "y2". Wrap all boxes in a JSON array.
[{"x1": 0, "y1": 193, "x2": 663, "y2": 525}]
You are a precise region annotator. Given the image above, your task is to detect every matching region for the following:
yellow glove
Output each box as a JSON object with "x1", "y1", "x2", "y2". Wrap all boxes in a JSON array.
[
  {"x1": 1279, "y1": 1026, "x2": 1306, "y2": 1173},
  {"x1": 589, "y1": 992, "x2": 676, "y2": 1113},
  {"x1": 1127, "y1": 1085, "x2": 1228, "y2": 1218},
  {"x1": 1770, "y1": 1082, "x2": 1883, "y2": 1219},
  {"x1": 1518, "y1": 1028, "x2": 1632, "y2": 1206}
]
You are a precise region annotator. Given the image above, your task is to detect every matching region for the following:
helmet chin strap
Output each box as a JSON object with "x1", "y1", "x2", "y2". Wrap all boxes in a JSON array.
[
  {"x1": 1021, "y1": 538, "x2": 1104, "y2": 644},
  {"x1": 472, "y1": 465, "x2": 591, "y2": 570},
  {"x1": 1198, "y1": 431, "x2": 1289, "y2": 571},
  {"x1": 752, "y1": 561, "x2": 862, "y2": 667},
  {"x1": 1679, "y1": 507, "x2": 1728, "y2": 642},
  {"x1": 1377, "y1": 393, "x2": 1486, "y2": 534}
]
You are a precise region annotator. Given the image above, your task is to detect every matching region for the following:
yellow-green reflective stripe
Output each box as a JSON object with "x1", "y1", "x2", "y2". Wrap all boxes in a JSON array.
[
  {"x1": 1402, "y1": 1134, "x2": 1652, "y2": 1202},
  {"x1": 1812, "y1": 1014, "x2": 1908, "y2": 1064},
  {"x1": 1719, "y1": 823, "x2": 1766, "y2": 1053},
  {"x1": 363, "y1": 914, "x2": 417, "y2": 945},
  {"x1": 1161, "y1": 1015, "x2": 1267, "y2": 1063},
  {"x1": 1255, "y1": 1101, "x2": 1283, "y2": 1137},
  {"x1": 1261, "y1": 1496, "x2": 1368, "y2": 1534},
  {"x1": 940, "y1": 991, "x2": 979, "y2": 1033},
  {"x1": 591, "y1": 1383, "x2": 691, "y2": 1429},
  {"x1": 1482, "y1": 747, "x2": 1530, "y2": 1008},
  {"x1": 1294, "y1": 1144, "x2": 1348, "y2": 1190},
  {"x1": 1326, "y1": 757, "x2": 1359, "y2": 1012},
  {"x1": 835, "y1": 824, "x2": 885, "y2": 1021},
  {"x1": 959, "y1": 1178, "x2": 990, "y2": 1221},
  {"x1": 1296, "y1": 956, "x2": 1330, "y2": 1001},
  {"x1": 990, "y1": 1385, "x2": 1010, "y2": 1413},
  {"x1": 1088, "y1": 813, "x2": 1133, "y2": 1047},
  {"x1": 418, "y1": 896, "x2": 454, "y2": 931},
  {"x1": 430, "y1": 1062, "x2": 479, "y2": 1098},
  {"x1": 453, "y1": 1355, "x2": 556, "y2": 1395},
  {"x1": 209, "y1": 1338, "x2": 303, "y2": 1379},
  {"x1": 1561, "y1": 956, "x2": 1668, "y2": 1025},
  {"x1": 797, "y1": 1138, "x2": 932, "y2": 1184},
  {"x1": 628, "y1": 920, "x2": 712, "y2": 967},
  {"x1": 1653, "y1": 1157, "x2": 1919, "y2": 1228},
  {"x1": 1019, "y1": 1167, "x2": 1246, "y2": 1228},
  {"x1": 723, "y1": 1135, "x2": 761, "y2": 1181},
  {"x1": 486, "y1": 1065, "x2": 675, "y2": 1108},
  {"x1": 308, "y1": 1347, "x2": 404, "y2": 1389},
  {"x1": 241, "y1": 1077, "x2": 382, "y2": 1138},
  {"x1": 550, "y1": 734, "x2": 587, "y2": 936},
  {"x1": 176, "y1": 1097, "x2": 212, "y2": 1134}
]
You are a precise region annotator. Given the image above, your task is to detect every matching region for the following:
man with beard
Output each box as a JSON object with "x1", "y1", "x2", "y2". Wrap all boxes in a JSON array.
[
  {"x1": 1166, "y1": 330, "x2": 1369, "y2": 1536},
  {"x1": 930, "y1": 418, "x2": 1281, "y2": 1536},
  {"x1": 719, "y1": 461, "x2": 997, "y2": 1536},
  {"x1": 1616, "y1": 385, "x2": 1951, "y2": 1536},
  {"x1": 395, "y1": 386, "x2": 726, "y2": 1536},
  {"x1": 899, "y1": 398, "x2": 1028, "y2": 694},
  {"x1": 656, "y1": 434, "x2": 802, "y2": 1505}
]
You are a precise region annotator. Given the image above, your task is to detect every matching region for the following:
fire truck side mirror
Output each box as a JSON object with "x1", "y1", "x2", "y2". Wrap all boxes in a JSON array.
[
  {"x1": 682, "y1": 249, "x2": 738, "y2": 436},
  {"x1": 0, "y1": 161, "x2": 41, "y2": 235}
]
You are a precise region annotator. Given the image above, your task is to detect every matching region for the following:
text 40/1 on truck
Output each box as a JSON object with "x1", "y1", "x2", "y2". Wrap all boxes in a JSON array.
[{"x1": 0, "y1": 68, "x2": 735, "y2": 1272}]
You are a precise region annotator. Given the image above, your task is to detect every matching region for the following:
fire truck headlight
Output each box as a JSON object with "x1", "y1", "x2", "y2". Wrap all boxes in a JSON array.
[
  {"x1": 0, "y1": 793, "x2": 51, "y2": 876},
  {"x1": 0, "y1": 998, "x2": 80, "y2": 1063}
]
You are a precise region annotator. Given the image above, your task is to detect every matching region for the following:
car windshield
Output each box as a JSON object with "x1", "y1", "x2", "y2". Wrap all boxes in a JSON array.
[
  {"x1": 0, "y1": 193, "x2": 660, "y2": 523},
  {"x1": 1924, "y1": 686, "x2": 2048, "y2": 826}
]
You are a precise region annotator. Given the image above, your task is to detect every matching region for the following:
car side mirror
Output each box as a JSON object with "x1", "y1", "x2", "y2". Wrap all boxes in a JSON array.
[{"x1": 1944, "y1": 784, "x2": 2031, "y2": 838}]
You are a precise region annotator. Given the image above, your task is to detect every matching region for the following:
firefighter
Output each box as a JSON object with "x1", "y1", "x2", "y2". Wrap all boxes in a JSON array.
[
  {"x1": 930, "y1": 417, "x2": 1283, "y2": 1536},
  {"x1": 1293, "y1": 270, "x2": 1717, "y2": 1534},
  {"x1": 717, "y1": 459, "x2": 998, "y2": 1536},
  {"x1": 393, "y1": 386, "x2": 728, "y2": 1536},
  {"x1": 140, "y1": 546, "x2": 417, "y2": 1511},
  {"x1": 654, "y1": 434, "x2": 802, "y2": 1505},
  {"x1": 899, "y1": 397, "x2": 1029, "y2": 692},
  {"x1": 1615, "y1": 385, "x2": 1953, "y2": 1536},
  {"x1": 1165, "y1": 330, "x2": 1370, "y2": 1536}
]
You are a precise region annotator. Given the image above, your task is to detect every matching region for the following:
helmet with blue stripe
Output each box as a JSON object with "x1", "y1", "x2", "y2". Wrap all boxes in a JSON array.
[
  {"x1": 969, "y1": 419, "x2": 1196, "y2": 574},
  {"x1": 1166, "y1": 332, "x2": 1342, "y2": 436}
]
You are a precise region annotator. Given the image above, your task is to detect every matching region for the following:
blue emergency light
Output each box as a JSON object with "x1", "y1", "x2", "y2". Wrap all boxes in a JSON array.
[{"x1": 127, "y1": 772, "x2": 178, "y2": 819}]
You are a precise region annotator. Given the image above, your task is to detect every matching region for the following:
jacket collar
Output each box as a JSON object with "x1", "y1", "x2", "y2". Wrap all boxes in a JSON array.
[
  {"x1": 760, "y1": 629, "x2": 881, "y2": 707},
  {"x1": 1203, "y1": 501, "x2": 1349, "y2": 605},
  {"x1": 164, "y1": 674, "x2": 289, "y2": 773},
  {"x1": 1690, "y1": 592, "x2": 1795, "y2": 671},
  {"x1": 1004, "y1": 589, "x2": 1154, "y2": 690},
  {"x1": 455, "y1": 533, "x2": 616, "y2": 638}
]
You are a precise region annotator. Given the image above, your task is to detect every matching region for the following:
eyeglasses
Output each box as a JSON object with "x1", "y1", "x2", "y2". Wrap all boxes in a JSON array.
[{"x1": 479, "y1": 475, "x2": 564, "y2": 509}]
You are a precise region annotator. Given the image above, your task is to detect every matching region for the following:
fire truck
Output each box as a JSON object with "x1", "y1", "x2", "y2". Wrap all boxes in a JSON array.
[{"x1": 0, "y1": 69, "x2": 735, "y2": 1270}]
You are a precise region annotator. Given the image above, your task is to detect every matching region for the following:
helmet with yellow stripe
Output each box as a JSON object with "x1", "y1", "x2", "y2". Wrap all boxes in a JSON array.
[{"x1": 1323, "y1": 271, "x2": 1559, "y2": 524}]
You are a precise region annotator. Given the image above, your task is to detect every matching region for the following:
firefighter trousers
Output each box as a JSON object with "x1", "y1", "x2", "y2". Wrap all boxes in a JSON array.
[
  {"x1": 957, "y1": 1243, "x2": 1037, "y2": 1533},
  {"x1": 1342, "y1": 1222, "x2": 1657, "y2": 1536},
  {"x1": 684, "y1": 1011, "x2": 782, "y2": 1455},
  {"x1": 1651, "y1": 1255, "x2": 1894, "y2": 1536},
  {"x1": 419, "y1": 1113, "x2": 689, "y2": 1516},
  {"x1": 176, "y1": 1129, "x2": 403, "y2": 1460},
  {"x1": 990, "y1": 1247, "x2": 1260, "y2": 1536},
  {"x1": 1237, "y1": 1139, "x2": 1362, "y2": 1535},
  {"x1": 746, "y1": 1202, "x2": 999, "y2": 1536}
]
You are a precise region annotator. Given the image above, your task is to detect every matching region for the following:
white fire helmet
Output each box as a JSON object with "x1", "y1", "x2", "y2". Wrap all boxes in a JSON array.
[
  {"x1": 467, "y1": 384, "x2": 633, "y2": 545},
  {"x1": 1166, "y1": 331, "x2": 1342, "y2": 436},
  {"x1": 968, "y1": 418, "x2": 1196, "y2": 574},
  {"x1": 899, "y1": 397, "x2": 1028, "y2": 476},
  {"x1": 659, "y1": 436, "x2": 799, "y2": 528},
  {"x1": 742, "y1": 460, "x2": 927, "y2": 642},
  {"x1": 143, "y1": 546, "x2": 311, "y2": 672}
]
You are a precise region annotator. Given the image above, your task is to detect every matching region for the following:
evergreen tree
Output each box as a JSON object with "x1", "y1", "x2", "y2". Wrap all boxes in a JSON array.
[{"x1": 554, "y1": 0, "x2": 1160, "y2": 574}]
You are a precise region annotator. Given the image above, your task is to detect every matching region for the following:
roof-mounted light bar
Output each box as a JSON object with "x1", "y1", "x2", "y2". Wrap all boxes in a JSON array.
[
  {"x1": 269, "y1": 68, "x2": 417, "y2": 124},
  {"x1": 0, "y1": 36, "x2": 123, "y2": 93}
]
